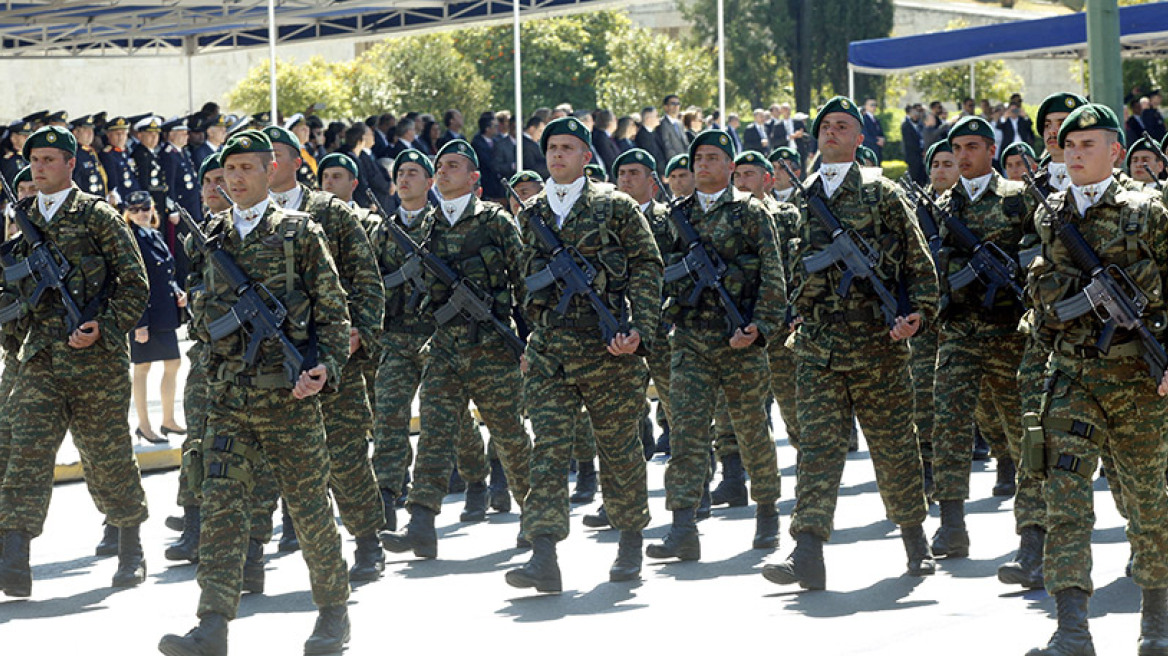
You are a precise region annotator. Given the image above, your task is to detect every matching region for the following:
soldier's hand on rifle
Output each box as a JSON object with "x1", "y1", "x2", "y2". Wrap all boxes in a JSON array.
[
  {"x1": 349, "y1": 327, "x2": 361, "y2": 355},
  {"x1": 1158, "y1": 369, "x2": 1168, "y2": 397},
  {"x1": 69, "y1": 320, "x2": 101, "y2": 349},
  {"x1": 607, "y1": 329, "x2": 641, "y2": 356},
  {"x1": 292, "y1": 364, "x2": 328, "y2": 399},
  {"x1": 890, "y1": 313, "x2": 922, "y2": 341},
  {"x1": 134, "y1": 327, "x2": 149, "y2": 344},
  {"x1": 520, "y1": 354, "x2": 529, "y2": 375},
  {"x1": 730, "y1": 323, "x2": 760, "y2": 349}
]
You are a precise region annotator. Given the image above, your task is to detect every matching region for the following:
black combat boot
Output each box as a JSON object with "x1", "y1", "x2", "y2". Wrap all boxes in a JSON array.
[
  {"x1": 165, "y1": 506, "x2": 201, "y2": 563},
  {"x1": 505, "y1": 536, "x2": 562, "y2": 593},
  {"x1": 278, "y1": 501, "x2": 300, "y2": 553},
  {"x1": 753, "y1": 503, "x2": 780, "y2": 550},
  {"x1": 95, "y1": 522, "x2": 120, "y2": 557},
  {"x1": 488, "y1": 458, "x2": 512, "y2": 513},
  {"x1": 242, "y1": 539, "x2": 265, "y2": 594},
  {"x1": 158, "y1": 613, "x2": 229, "y2": 656},
  {"x1": 993, "y1": 456, "x2": 1017, "y2": 497},
  {"x1": 972, "y1": 424, "x2": 991, "y2": 461},
  {"x1": 655, "y1": 420, "x2": 671, "y2": 456},
  {"x1": 379, "y1": 504, "x2": 437, "y2": 559},
  {"x1": 609, "y1": 531, "x2": 643, "y2": 582},
  {"x1": 447, "y1": 467, "x2": 467, "y2": 494},
  {"x1": 1025, "y1": 587, "x2": 1095, "y2": 656},
  {"x1": 640, "y1": 414, "x2": 656, "y2": 462},
  {"x1": 762, "y1": 532, "x2": 826, "y2": 590},
  {"x1": 922, "y1": 461, "x2": 935, "y2": 500},
  {"x1": 582, "y1": 505, "x2": 611, "y2": 529},
  {"x1": 379, "y1": 487, "x2": 397, "y2": 533},
  {"x1": 697, "y1": 486, "x2": 712, "y2": 520},
  {"x1": 998, "y1": 525, "x2": 1045, "y2": 589},
  {"x1": 112, "y1": 525, "x2": 146, "y2": 588},
  {"x1": 165, "y1": 515, "x2": 186, "y2": 532},
  {"x1": 646, "y1": 509, "x2": 700, "y2": 561},
  {"x1": 460, "y1": 481, "x2": 489, "y2": 522},
  {"x1": 304, "y1": 605, "x2": 350, "y2": 656},
  {"x1": 570, "y1": 459, "x2": 597, "y2": 504},
  {"x1": 1140, "y1": 588, "x2": 1168, "y2": 656},
  {"x1": 0, "y1": 530, "x2": 32, "y2": 597},
  {"x1": 348, "y1": 534, "x2": 385, "y2": 582},
  {"x1": 901, "y1": 524, "x2": 936, "y2": 576},
  {"x1": 930, "y1": 499, "x2": 970, "y2": 558},
  {"x1": 710, "y1": 453, "x2": 748, "y2": 507}
]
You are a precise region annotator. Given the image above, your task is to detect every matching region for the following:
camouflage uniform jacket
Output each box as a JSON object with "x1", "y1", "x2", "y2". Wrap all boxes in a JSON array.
[{"x1": 370, "y1": 209, "x2": 435, "y2": 344}]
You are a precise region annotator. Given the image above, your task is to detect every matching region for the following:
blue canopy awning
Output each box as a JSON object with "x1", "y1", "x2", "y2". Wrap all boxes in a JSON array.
[{"x1": 848, "y1": 2, "x2": 1168, "y2": 75}]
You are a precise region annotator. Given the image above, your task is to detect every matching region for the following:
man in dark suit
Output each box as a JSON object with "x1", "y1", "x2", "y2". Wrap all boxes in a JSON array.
[
  {"x1": 861, "y1": 98, "x2": 885, "y2": 162},
  {"x1": 900, "y1": 104, "x2": 927, "y2": 185},
  {"x1": 995, "y1": 102, "x2": 1036, "y2": 150},
  {"x1": 656, "y1": 94, "x2": 689, "y2": 161},
  {"x1": 635, "y1": 106, "x2": 668, "y2": 176},
  {"x1": 471, "y1": 111, "x2": 505, "y2": 201},
  {"x1": 1142, "y1": 90, "x2": 1166, "y2": 142},
  {"x1": 743, "y1": 109, "x2": 771, "y2": 153},
  {"x1": 492, "y1": 111, "x2": 518, "y2": 184},
  {"x1": 436, "y1": 109, "x2": 466, "y2": 150},
  {"x1": 591, "y1": 109, "x2": 622, "y2": 178},
  {"x1": 766, "y1": 104, "x2": 788, "y2": 153},
  {"x1": 521, "y1": 115, "x2": 549, "y2": 180}
]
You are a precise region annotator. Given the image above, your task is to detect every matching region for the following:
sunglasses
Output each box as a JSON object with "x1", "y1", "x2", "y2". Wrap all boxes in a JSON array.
[{"x1": 128, "y1": 205, "x2": 152, "y2": 213}]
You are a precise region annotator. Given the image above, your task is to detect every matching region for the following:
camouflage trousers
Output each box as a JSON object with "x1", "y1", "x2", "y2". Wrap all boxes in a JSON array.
[
  {"x1": 645, "y1": 322, "x2": 674, "y2": 430},
  {"x1": 664, "y1": 329, "x2": 779, "y2": 511},
  {"x1": 769, "y1": 340, "x2": 800, "y2": 452},
  {"x1": 1010, "y1": 340, "x2": 1049, "y2": 531},
  {"x1": 974, "y1": 385, "x2": 1011, "y2": 460},
  {"x1": 407, "y1": 330, "x2": 531, "y2": 514},
  {"x1": 0, "y1": 346, "x2": 147, "y2": 536},
  {"x1": 177, "y1": 342, "x2": 209, "y2": 508},
  {"x1": 197, "y1": 384, "x2": 348, "y2": 619},
  {"x1": 790, "y1": 341, "x2": 927, "y2": 541},
  {"x1": 1041, "y1": 357, "x2": 1168, "y2": 595},
  {"x1": 317, "y1": 361, "x2": 384, "y2": 537},
  {"x1": 571, "y1": 408, "x2": 596, "y2": 462},
  {"x1": 521, "y1": 329, "x2": 649, "y2": 541},
  {"x1": 0, "y1": 349, "x2": 22, "y2": 486},
  {"x1": 931, "y1": 324, "x2": 1024, "y2": 503},
  {"x1": 909, "y1": 329, "x2": 937, "y2": 462}
]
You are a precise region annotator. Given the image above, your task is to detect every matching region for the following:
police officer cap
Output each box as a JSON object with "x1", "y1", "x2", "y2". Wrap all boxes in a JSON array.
[
  {"x1": 263, "y1": 125, "x2": 301, "y2": 153},
  {"x1": 540, "y1": 116, "x2": 592, "y2": 153},
  {"x1": 206, "y1": 114, "x2": 229, "y2": 129},
  {"x1": 69, "y1": 115, "x2": 95, "y2": 130},
  {"x1": 318, "y1": 152, "x2": 360, "y2": 182},
  {"x1": 12, "y1": 166, "x2": 31, "y2": 187},
  {"x1": 252, "y1": 112, "x2": 272, "y2": 125},
  {"x1": 1057, "y1": 103, "x2": 1121, "y2": 149},
  {"x1": 45, "y1": 110, "x2": 69, "y2": 125},
  {"x1": 811, "y1": 96, "x2": 863, "y2": 138},
  {"x1": 284, "y1": 113, "x2": 307, "y2": 131},
  {"x1": 768, "y1": 146, "x2": 801, "y2": 169},
  {"x1": 509, "y1": 170, "x2": 543, "y2": 187},
  {"x1": 161, "y1": 117, "x2": 188, "y2": 133},
  {"x1": 126, "y1": 190, "x2": 153, "y2": 208},
  {"x1": 947, "y1": 115, "x2": 996, "y2": 144},
  {"x1": 22, "y1": 125, "x2": 77, "y2": 159},
  {"x1": 734, "y1": 150, "x2": 773, "y2": 174},
  {"x1": 198, "y1": 151, "x2": 223, "y2": 183},
  {"x1": 664, "y1": 154, "x2": 690, "y2": 177},
  {"x1": 611, "y1": 148, "x2": 657, "y2": 178},
  {"x1": 220, "y1": 129, "x2": 274, "y2": 161},
  {"x1": 924, "y1": 140, "x2": 952, "y2": 170},
  {"x1": 7, "y1": 120, "x2": 34, "y2": 136},
  {"x1": 584, "y1": 163, "x2": 607, "y2": 182},
  {"x1": 1036, "y1": 92, "x2": 1088, "y2": 130},
  {"x1": 687, "y1": 129, "x2": 737, "y2": 167},
  {"x1": 134, "y1": 116, "x2": 163, "y2": 133},
  {"x1": 856, "y1": 145, "x2": 879, "y2": 167},
  {"x1": 104, "y1": 116, "x2": 130, "y2": 131},
  {"x1": 436, "y1": 139, "x2": 479, "y2": 170},
  {"x1": 393, "y1": 148, "x2": 435, "y2": 179},
  {"x1": 21, "y1": 110, "x2": 48, "y2": 125},
  {"x1": 999, "y1": 141, "x2": 1037, "y2": 168}
]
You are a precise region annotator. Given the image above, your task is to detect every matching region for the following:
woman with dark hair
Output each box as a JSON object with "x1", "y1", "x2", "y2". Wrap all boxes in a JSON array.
[
  {"x1": 614, "y1": 116, "x2": 637, "y2": 152},
  {"x1": 418, "y1": 117, "x2": 440, "y2": 156},
  {"x1": 124, "y1": 190, "x2": 186, "y2": 444},
  {"x1": 324, "y1": 121, "x2": 347, "y2": 153}
]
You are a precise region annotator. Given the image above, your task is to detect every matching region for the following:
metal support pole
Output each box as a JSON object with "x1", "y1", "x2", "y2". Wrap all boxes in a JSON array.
[
  {"x1": 514, "y1": 0, "x2": 523, "y2": 171},
  {"x1": 848, "y1": 65, "x2": 855, "y2": 101},
  {"x1": 184, "y1": 36, "x2": 196, "y2": 114},
  {"x1": 969, "y1": 61, "x2": 976, "y2": 100},
  {"x1": 267, "y1": 0, "x2": 278, "y2": 124},
  {"x1": 717, "y1": 0, "x2": 726, "y2": 126},
  {"x1": 1087, "y1": 0, "x2": 1123, "y2": 119}
]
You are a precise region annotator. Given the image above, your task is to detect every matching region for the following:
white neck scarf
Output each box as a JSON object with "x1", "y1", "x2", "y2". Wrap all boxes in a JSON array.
[
  {"x1": 547, "y1": 176, "x2": 586, "y2": 228},
  {"x1": 775, "y1": 187, "x2": 795, "y2": 204},
  {"x1": 1070, "y1": 177, "x2": 1113, "y2": 216},
  {"x1": 1048, "y1": 162, "x2": 1070, "y2": 192},
  {"x1": 960, "y1": 172, "x2": 994, "y2": 203},
  {"x1": 818, "y1": 162, "x2": 853, "y2": 199},
  {"x1": 399, "y1": 205, "x2": 425, "y2": 228},
  {"x1": 270, "y1": 185, "x2": 303, "y2": 211},
  {"x1": 695, "y1": 188, "x2": 726, "y2": 213},
  {"x1": 233, "y1": 198, "x2": 271, "y2": 241},
  {"x1": 37, "y1": 188, "x2": 71, "y2": 222},
  {"x1": 440, "y1": 193, "x2": 472, "y2": 226}
]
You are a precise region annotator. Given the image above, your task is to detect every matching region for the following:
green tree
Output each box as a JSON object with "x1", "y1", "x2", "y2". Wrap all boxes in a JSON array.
[
  {"x1": 912, "y1": 60, "x2": 1025, "y2": 105},
  {"x1": 348, "y1": 34, "x2": 494, "y2": 120},
  {"x1": 224, "y1": 56, "x2": 354, "y2": 117},
  {"x1": 595, "y1": 25, "x2": 719, "y2": 117}
]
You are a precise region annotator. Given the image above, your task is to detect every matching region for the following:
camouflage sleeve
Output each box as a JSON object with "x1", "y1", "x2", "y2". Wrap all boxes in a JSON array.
[
  {"x1": 299, "y1": 221, "x2": 351, "y2": 391},
  {"x1": 747, "y1": 198, "x2": 786, "y2": 340},
  {"x1": 614, "y1": 194, "x2": 663, "y2": 351},
  {"x1": 889, "y1": 185, "x2": 939, "y2": 325},
  {"x1": 494, "y1": 206, "x2": 527, "y2": 306},
  {"x1": 1146, "y1": 197, "x2": 1168, "y2": 342},
  {"x1": 329, "y1": 198, "x2": 385, "y2": 362},
  {"x1": 90, "y1": 201, "x2": 149, "y2": 338}
]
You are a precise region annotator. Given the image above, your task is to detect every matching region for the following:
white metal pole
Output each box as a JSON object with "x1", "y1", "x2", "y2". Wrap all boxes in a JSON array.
[
  {"x1": 268, "y1": 0, "x2": 278, "y2": 124},
  {"x1": 514, "y1": 0, "x2": 523, "y2": 171},
  {"x1": 716, "y1": 0, "x2": 726, "y2": 128},
  {"x1": 969, "y1": 61, "x2": 975, "y2": 101},
  {"x1": 848, "y1": 65, "x2": 855, "y2": 101}
]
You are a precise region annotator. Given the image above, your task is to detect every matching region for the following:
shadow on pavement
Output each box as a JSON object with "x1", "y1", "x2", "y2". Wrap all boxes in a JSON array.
[
  {"x1": 236, "y1": 589, "x2": 318, "y2": 618},
  {"x1": 392, "y1": 548, "x2": 518, "y2": 579},
  {"x1": 767, "y1": 576, "x2": 935, "y2": 617},
  {"x1": 647, "y1": 548, "x2": 769, "y2": 581},
  {"x1": 0, "y1": 585, "x2": 120, "y2": 623},
  {"x1": 497, "y1": 579, "x2": 647, "y2": 622}
]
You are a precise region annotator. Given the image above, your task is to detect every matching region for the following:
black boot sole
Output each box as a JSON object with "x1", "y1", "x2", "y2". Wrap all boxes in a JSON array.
[
  {"x1": 0, "y1": 574, "x2": 31, "y2": 597},
  {"x1": 505, "y1": 569, "x2": 562, "y2": 593},
  {"x1": 997, "y1": 565, "x2": 1043, "y2": 589},
  {"x1": 761, "y1": 564, "x2": 825, "y2": 590},
  {"x1": 609, "y1": 565, "x2": 642, "y2": 582},
  {"x1": 158, "y1": 637, "x2": 223, "y2": 656},
  {"x1": 378, "y1": 532, "x2": 437, "y2": 559}
]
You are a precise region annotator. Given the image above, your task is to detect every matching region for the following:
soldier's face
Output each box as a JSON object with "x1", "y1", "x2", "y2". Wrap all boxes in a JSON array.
[
  {"x1": 28, "y1": 148, "x2": 75, "y2": 194},
  {"x1": 395, "y1": 163, "x2": 432, "y2": 206},
  {"x1": 668, "y1": 169, "x2": 695, "y2": 197},
  {"x1": 545, "y1": 135, "x2": 591, "y2": 184},
  {"x1": 1064, "y1": 130, "x2": 1122, "y2": 186},
  {"x1": 509, "y1": 181, "x2": 543, "y2": 214},
  {"x1": 693, "y1": 146, "x2": 733, "y2": 193},
  {"x1": 72, "y1": 126, "x2": 94, "y2": 147},
  {"x1": 207, "y1": 126, "x2": 226, "y2": 144},
  {"x1": 168, "y1": 130, "x2": 189, "y2": 148},
  {"x1": 817, "y1": 114, "x2": 864, "y2": 164},
  {"x1": 773, "y1": 165, "x2": 800, "y2": 191},
  {"x1": 106, "y1": 129, "x2": 127, "y2": 149},
  {"x1": 320, "y1": 168, "x2": 358, "y2": 202},
  {"x1": 201, "y1": 171, "x2": 230, "y2": 213},
  {"x1": 930, "y1": 152, "x2": 959, "y2": 192},
  {"x1": 222, "y1": 153, "x2": 275, "y2": 208},
  {"x1": 1003, "y1": 154, "x2": 1028, "y2": 182},
  {"x1": 16, "y1": 181, "x2": 36, "y2": 199},
  {"x1": 1130, "y1": 151, "x2": 1164, "y2": 183},
  {"x1": 435, "y1": 154, "x2": 479, "y2": 198},
  {"x1": 271, "y1": 143, "x2": 301, "y2": 190},
  {"x1": 617, "y1": 164, "x2": 653, "y2": 203},
  {"x1": 733, "y1": 166, "x2": 770, "y2": 198},
  {"x1": 950, "y1": 136, "x2": 995, "y2": 179},
  {"x1": 139, "y1": 132, "x2": 160, "y2": 150},
  {"x1": 1043, "y1": 112, "x2": 1070, "y2": 159}
]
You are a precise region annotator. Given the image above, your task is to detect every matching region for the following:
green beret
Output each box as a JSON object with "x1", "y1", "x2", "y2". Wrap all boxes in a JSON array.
[
  {"x1": 436, "y1": 139, "x2": 479, "y2": 169},
  {"x1": 856, "y1": 145, "x2": 879, "y2": 166},
  {"x1": 687, "y1": 129, "x2": 736, "y2": 167},
  {"x1": 925, "y1": 141, "x2": 952, "y2": 170},
  {"x1": 1057, "y1": 103, "x2": 1121, "y2": 149},
  {"x1": 197, "y1": 151, "x2": 223, "y2": 183},
  {"x1": 999, "y1": 142, "x2": 1037, "y2": 168},
  {"x1": 22, "y1": 125, "x2": 77, "y2": 159},
  {"x1": 1036, "y1": 93, "x2": 1088, "y2": 131},
  {"x1": 1125, "y1": 137, "x2": 1162, "y2": 172},
  {"x1": 947, "y1": 115, "x2": 995, "y2": 144},
  {"x1": 611, "y1": 148, "x2": 656, "y2": 178},
  {"x1": 220, "y1": 129, "x2": 273, "y2": 161},
  {"x1": 540, "y1": 116, "x2": 592, "y2": 153},
  {"x1": 393, "y1": 149, "x2": 434, "y2": 179},
  {"x1": 734, "y1": 150, "x2": 773, "y2": 174},
  {"x1": 768, "y1": 146, "x2": 801, "y2": 168},
  {"x1": 509, "y1": 170, "x2": 543, "y2": 187},
  {"x1": 13, "y1": 166, "x2": 31, "y2": 186},
  {"x1": 811, "y1": 95, "x2": 863, "y2": 138},
  {"x1": 664, "y1": 154, "x2": 690, "y2": 177},
  {"x1": 263, "y1": 125, "x2": 301, "y2": 153},
  {"x1": 318, "y1": 152, "x2": 359, "y2": 182},
  {"x1": 584, "y1": 163, "x2": 608, "y2": 182}
]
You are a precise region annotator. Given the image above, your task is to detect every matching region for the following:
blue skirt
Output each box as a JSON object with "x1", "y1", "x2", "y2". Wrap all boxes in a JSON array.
[{"x1": 130, "y1": 328, "x2": 180, "y2": 364}]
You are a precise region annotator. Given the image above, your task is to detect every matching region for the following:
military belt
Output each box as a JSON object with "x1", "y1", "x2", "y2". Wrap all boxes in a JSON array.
[
  {"x1": 812, "y1": 306, "x2": 879, "y2": 325},
  {"x1": 385, "y1": 322, "x2": 432, "y2": 336},
  {"x1": 676, "y1": 318, "x2": 729, "y2": 331},
  {"x1": 543, "y1": 314, "x2": 599, "y2": 330},
  {"x1": 228, "y1": 372, "x2": 292, "y2": 389},
  {"x1": 1055, "y1": 339, "x2": 1142, "y2": 360}
]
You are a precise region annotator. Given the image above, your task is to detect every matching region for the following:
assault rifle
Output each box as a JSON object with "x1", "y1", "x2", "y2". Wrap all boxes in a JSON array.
[{"x1": 896, "y1": 176, "x2": 944, "y2": 267}]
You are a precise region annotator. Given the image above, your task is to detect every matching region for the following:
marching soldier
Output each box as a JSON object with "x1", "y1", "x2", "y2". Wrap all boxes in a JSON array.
[
  {"x1": 1002, "y1": 142, "x2": 1038, "y2": 183},
  {"x1": 1127, "y1": 137, "x2": 1166, "y2": 189},
  {"x1": 1034, "y1": 93, "x2": 1088, "y2": 196}
]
